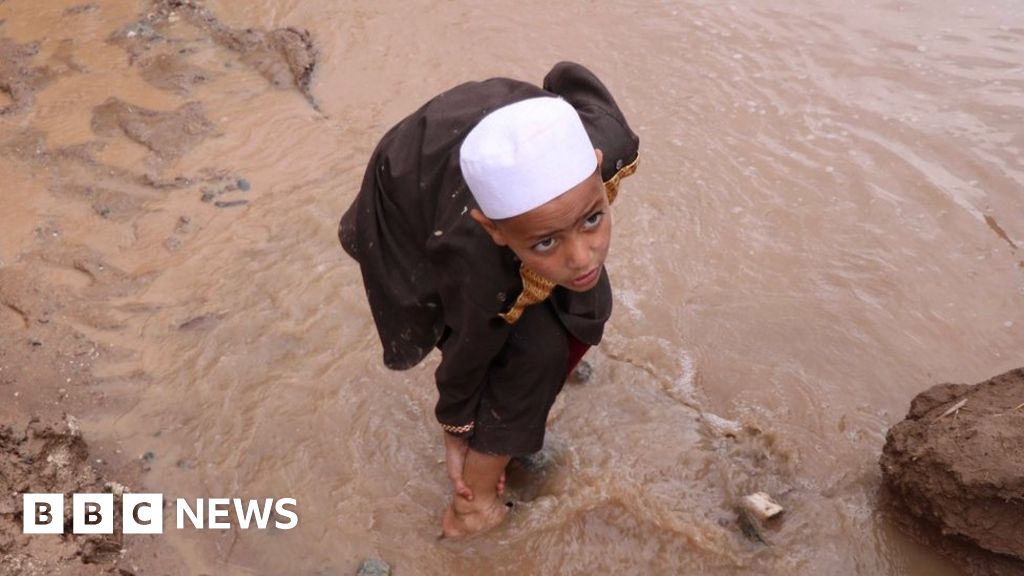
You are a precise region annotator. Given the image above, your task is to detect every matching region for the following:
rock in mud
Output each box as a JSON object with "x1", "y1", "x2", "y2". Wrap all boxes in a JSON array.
[
  {"x1": 570, "y1": 359, "x2": 593, "y2": 384},
  {"x1": 356, "y1": 558, "x2": 391, "y2": 576},
  {"x1": 880, "y1": 367, "x2": 1024, "y2": 561},
  {"x1": 108, "y1": 20, "x2": 162, "y2": 61}
]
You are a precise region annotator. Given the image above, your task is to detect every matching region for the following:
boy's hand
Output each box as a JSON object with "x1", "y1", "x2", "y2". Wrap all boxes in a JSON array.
[{"x1": 443, "y1": 432, "x2": 507, "y2": 501}]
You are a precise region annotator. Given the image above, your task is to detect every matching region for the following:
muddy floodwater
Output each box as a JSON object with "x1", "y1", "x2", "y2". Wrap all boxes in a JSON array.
[{"x1": 1, "y1": 0, "x2": 1022, "y2": 574}]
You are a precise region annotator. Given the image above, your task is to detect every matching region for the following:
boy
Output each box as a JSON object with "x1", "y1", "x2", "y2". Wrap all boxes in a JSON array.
[{"x1": 339, "y1": 61, "x2": 638, "y2": 537}]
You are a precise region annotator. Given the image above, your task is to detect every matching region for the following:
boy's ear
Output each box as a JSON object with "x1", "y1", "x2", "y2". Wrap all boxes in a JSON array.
[
  {"x1": 595, "y1": 147, "x2": 603, "y2": 168},
  {"x1": 469, "y1": 208, "x2": 508, "y2": 246}
]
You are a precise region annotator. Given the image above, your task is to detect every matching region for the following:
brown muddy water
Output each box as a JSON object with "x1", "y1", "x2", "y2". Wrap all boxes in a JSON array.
[{"x1": 1, "y1": 0, "x2": 1023, "y2": 574}]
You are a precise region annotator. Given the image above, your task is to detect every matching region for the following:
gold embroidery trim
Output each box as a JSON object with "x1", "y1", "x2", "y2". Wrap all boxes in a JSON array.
[
  {"x1": 604, "y1": 154, "x2": 639, "y2": 206},
  {"x1": 441, "y1": 421, "x2": 475, "y2": 435},
  {"x1": 498, "y1": 265, "x2": 557, "y2": 324},
  {"x1": 498, "y1": 154, "x2": 640, "y2": 325}
]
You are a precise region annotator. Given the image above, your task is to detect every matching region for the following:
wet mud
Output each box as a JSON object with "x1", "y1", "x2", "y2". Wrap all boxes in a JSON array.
[
  {"x1": 0, "y1": 204, "x2": 179, "y2": 573},
  {"x1": 138, "y1": 52, "x2": 210, "y2": 95},
  {"x1": 881, "y1": 368, "x2": 1024, "y2": 573},
  {"x1": 0, "y1": 38, "x2": 54, "y2": 115},
  {"x1": 0, "y1": 256, "x2": 183, "y2": 573},
  {"x1": 0, "y1": 0, "x2": 319, "y2": 571},
  {"x1": 91, "y1": 97, "x2": 213, "y2": 160}
]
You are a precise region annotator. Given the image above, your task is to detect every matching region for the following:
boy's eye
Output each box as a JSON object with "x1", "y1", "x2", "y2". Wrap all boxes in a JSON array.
[
  {"x1": 582, "y1": 211, "x2": 604, "y2": 230},
  {"x1": 533, "y1": 237, "x2": 557, "y2": 253}
]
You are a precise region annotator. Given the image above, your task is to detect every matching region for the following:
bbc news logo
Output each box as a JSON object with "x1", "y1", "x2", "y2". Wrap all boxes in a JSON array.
[{"x1": 23, "y1": 494, "x2": 298, "y2": 534}]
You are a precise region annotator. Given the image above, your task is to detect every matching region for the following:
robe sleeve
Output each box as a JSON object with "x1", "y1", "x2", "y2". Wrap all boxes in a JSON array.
[
  {"x1": 432, "y1": 294, "x2": 511, "y2": 430},
  {"x1": 427, "y1": 196, "x2": 519, "y2": 431}
]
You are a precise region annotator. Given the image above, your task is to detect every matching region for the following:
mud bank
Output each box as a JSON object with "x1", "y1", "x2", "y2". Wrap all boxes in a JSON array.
[
  {"x1": 1, "y1": 417, "x2": 120, "y2": 573},
  {"x1": 881, "y1": 368, "x2": 1024, "y2": 574},
  {"x1": 110, "y1": 0, "x2": 318, "y2": 108}
]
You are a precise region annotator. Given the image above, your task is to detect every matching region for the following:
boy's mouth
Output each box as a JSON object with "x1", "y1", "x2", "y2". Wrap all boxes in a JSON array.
[{"x1": 570, "y1": 267, "x2": 600, "y2": 288}]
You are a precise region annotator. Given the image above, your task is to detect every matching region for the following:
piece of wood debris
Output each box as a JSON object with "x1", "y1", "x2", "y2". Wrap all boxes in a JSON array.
[
  {"x1": 997, "y1": 401, "x2": 1024, "y2": 417},
  {"x1": 739, "y1": 492, "x2": 784, "y2": 522},
  {"x1": 935, "y1": 397, "x2": 967, "y2": 420}
]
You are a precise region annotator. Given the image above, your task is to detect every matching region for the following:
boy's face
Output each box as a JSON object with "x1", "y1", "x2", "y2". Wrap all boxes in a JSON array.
[{"x1": 472, "y1": 149, "x2": 611, "y2": 293}]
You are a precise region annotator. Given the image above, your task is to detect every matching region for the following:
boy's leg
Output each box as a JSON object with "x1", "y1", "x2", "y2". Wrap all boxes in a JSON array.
[
  {"x1": 461, "y1": 449, "x2": 511, "y2": 502},
  {"x1": 442, "y1": 301, "x2": 571, "y2": 537}
]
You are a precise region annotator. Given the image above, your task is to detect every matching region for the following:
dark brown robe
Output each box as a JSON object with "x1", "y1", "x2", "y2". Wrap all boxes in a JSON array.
[{"x1": 339, "y1": 61, "x2": 638, "y2": 455}]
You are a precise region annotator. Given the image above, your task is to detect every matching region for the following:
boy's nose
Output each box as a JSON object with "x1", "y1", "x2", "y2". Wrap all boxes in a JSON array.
[{"x1": 565, "y1": 237, "x2": 589, "y2": 271}]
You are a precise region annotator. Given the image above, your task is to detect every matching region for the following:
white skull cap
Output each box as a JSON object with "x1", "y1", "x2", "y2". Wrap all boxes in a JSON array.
[{"x1": 459, "y1": 96, "x2": 596, "y2": 220}]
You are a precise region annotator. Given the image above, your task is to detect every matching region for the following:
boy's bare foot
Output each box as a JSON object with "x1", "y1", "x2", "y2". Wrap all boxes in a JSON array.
[{"x1": 441, "y1": 496, "x2": 509, "y2": 538}]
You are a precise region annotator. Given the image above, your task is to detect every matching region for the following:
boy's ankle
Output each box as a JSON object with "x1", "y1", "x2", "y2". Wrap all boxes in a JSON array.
[
  {"x1": 452, "y1": 493, "x2": 498, "y2": 516},
  {"x1": 442, "y1": 494, "x2": 509, "y2": 538}
]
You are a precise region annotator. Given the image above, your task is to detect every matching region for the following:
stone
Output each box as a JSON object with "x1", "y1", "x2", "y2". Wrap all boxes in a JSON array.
[
  {"x1": 356, "y1": 558, "x2": 391, "y2": 576},
  {"x1": 570, "y1": 359, "x2": 593, "y2": 384}
]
